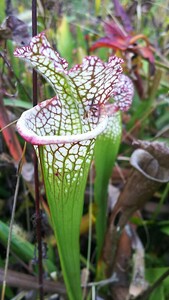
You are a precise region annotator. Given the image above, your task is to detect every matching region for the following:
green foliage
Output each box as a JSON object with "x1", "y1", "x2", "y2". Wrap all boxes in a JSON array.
[
  {"x1": 56, "y1": 16, "x2": 75, "y2": 65},
  {"x1": 146, "y1": 268, "x2": 169, "y2": 300},
  {"x1": 95, "y1": 0, "x2": 101, "y2": 15},
  {"x1": 94, "y1": 112, "x2": 122, "y2": 259},
  {"x1": 0, "y1": 220, "x2": 56, "y2": 274},
  {"x1": 0, "y1": 0, "x2": 5, "y2": 23},
  {"x1": 3, "y1": 98, "x2": 32, "y2": 109}
]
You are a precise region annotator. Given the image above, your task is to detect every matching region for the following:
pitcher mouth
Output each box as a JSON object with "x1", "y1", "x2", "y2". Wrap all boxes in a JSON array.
[
  {"x1": 17, "y1": 104, "x2": 108, "y2": 146},
  {"x1": 130, "y1": 149, "x2": 169, "y2": 183}
]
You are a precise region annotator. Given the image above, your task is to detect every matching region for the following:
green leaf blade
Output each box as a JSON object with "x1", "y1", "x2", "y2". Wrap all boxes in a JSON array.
[{"x1": 94, "y1": 112, "x2": 122, "y2": 259}]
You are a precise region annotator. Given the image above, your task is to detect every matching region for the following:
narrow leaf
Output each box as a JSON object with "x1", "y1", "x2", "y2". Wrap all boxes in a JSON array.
[
  {"x1": 0, "y1": 220, "x2": 55, "y2": 273},
  {"x1": 56, "y1": 16, "x2": 75, "y2": 64},
  {"x1": 94, "y1": 112, "x2": 122, "y2": 259}
]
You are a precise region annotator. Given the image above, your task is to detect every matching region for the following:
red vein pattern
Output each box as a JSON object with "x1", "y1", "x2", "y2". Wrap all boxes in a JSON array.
[
  {"x1": 14, "y1": 32, "x2": 126, "y2": 125},
  {"x1": 15, "y1": 32, "x2": 133, "y2": 182}
]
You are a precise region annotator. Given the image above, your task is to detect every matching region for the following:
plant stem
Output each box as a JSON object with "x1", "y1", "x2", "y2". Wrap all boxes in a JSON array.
[
  {"x1": 0, "y1": 143, "x2": 26, "y2": 300},
  {"x1": 134, "y1": 268, "x2": 169, "y2": 300},
  {"x1": 32, "y1": 0, "x2": 37, "y2": 37},
  {"x1": 83, "y1": 166, "x2": 93, "y2": 299},
  {"x1": 1, "y1": 174, "x2": 20, "y2": 300},
  {"x1": 34, "y1": 153, "x2": 44, "y2": 299},
  {"x1": 32, "y1": 1, "x2": 44, "y2": 299}
]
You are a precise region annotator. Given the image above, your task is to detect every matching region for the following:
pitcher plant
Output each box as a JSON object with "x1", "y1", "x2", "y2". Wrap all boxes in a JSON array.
[{"x1": 14, "y1": 32, "x2": 133, "y2": 299}]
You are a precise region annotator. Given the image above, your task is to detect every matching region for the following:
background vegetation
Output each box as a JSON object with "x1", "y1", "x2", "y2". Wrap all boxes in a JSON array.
[{"x1": 0, "y1": 0, "x2": 169, "y2": 299}]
